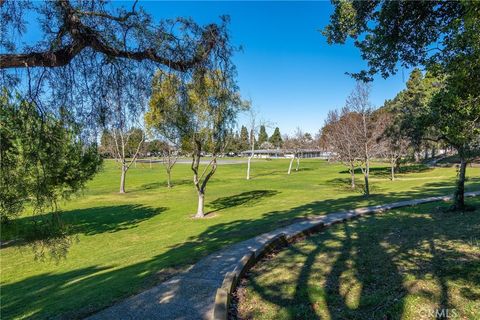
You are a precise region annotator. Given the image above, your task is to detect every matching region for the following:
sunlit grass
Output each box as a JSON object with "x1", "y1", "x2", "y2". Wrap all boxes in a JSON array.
[
  {"x1": 236, "y1": 199, "x2": 480, "y2": 320},
  {"x1": 1, "y1": 159, "x2": 479, "y2": 319}
]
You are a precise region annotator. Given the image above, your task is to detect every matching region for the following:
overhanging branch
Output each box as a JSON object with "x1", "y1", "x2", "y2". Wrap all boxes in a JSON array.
[{"x1": 0, "y1": 0, "x2": 219, "y2": 72}]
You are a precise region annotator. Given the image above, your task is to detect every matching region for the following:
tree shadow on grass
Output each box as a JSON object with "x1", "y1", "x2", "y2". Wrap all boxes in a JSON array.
[
  {"x1": 339, "y1": 164, "x2": 432, "y2": 178},
  {"x1": 2, "y1": 180, "x2": 480, "y2": 319},
  {"x1": 294, "y1": 167, "x2": 315, "y2": 172},
  {"x1": 1, "y1": 205, "x2": 166, "y2": 244},
  {"x1": 139, "y1": 179, "x2": 191, "y2": 190},
  {"x1": 251, "y1": 170, "x2": 288, "y2": 178},
  {"x1": 325, "y1": 178, "x2": 385, "y2": 194},
  {"x1": 208, "y1": 190, "x2": 279, "y2": 212},
  {"x1": 240, "y1": 203, "x2": 480, "y2": 319}
]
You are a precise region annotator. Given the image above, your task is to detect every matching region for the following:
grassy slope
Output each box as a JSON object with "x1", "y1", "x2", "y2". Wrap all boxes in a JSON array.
[
  {"x1": 1, "y1": 159, "x2": 479, "y2": 319},
  {"x1": 237, "y1": 199, "x2": 480, "y2": 320}
]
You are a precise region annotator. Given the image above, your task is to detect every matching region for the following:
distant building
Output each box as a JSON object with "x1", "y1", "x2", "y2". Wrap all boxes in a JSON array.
[{"x1": 240, "y1": 149, "x2": 332, "y2": 159}]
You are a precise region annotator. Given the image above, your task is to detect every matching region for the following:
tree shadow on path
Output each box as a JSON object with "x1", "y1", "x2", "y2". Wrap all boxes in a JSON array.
[{"x1": 239, "y1": 202, "x2": 480, "y2": 319}]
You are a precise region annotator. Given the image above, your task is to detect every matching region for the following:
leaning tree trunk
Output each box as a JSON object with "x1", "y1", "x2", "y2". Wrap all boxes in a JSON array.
[
  {"x1": 287, "y1": 157, "x2": 294, "y2": 175},
  {"x1": 453, "y1": 158, "x2": 467, "y2": 211},
  {"x1": 119, "y1": 164, "x2": 127, "y2": 193}
]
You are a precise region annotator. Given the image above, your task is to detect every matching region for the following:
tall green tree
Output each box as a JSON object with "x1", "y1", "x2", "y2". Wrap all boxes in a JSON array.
[
  {"x1": 240, "y1": 125, "x2": 250, "y2": 151},
  {"x1": 146, "y1": 70, "x2": 247, "y2": 217},
  {"x1": 390, "y1": 69, "x2": 479, "y2": 210},
  {"x1": 324, "y1": 1, "x2": 468, "y2": 80},
  {"x1": 390, "y1": 69, "x2": 440, "y2": 149},
  {"x1": 257, "y1": 125, "x2": 268, "y2": 147},
  {"x1": 0, "y1": 90, "x2": 101, "y2": 258},
  {"x1": 269, "y1": 127, "x2": 283, "y2": 148},
  {"x1": 427, "y1": 79, "x2": 480, "y2": 210}
]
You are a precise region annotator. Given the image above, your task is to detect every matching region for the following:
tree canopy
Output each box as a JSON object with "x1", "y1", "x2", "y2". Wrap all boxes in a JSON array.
[
  {"x1": 0, "y1": 90, "x2": 101, "y2": 258},
  {"x1": 0, "y1": 0, "x2": 235, "y2": 131},
  {"x1": 269, "y1": 127, "x2": 283, "y2": 148},
  {"x1": 323, "y1": 1, "x2": 471, "y2": 80},
  {"x1": 257, "y1": 125, "x2": 268, "y2": 147},
  {"x1": 145, "y1": 69, "x2": 247, "y2": 217}
]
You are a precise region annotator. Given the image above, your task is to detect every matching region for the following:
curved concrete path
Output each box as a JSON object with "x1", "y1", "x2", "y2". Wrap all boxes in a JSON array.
[{"x1": 89, "y1": 191, "x2": 480, "y2": 320}]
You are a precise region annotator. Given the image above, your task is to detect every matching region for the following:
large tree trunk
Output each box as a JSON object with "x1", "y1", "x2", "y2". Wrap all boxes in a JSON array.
[
  {"x1": 287, "y1": 157, "x2": 294, "y2": 175},
  {"x1": 453, "y1": 158, "x2": 467, "y2": 210},
  {"x1": 296, "y1": 155, "x2": 300, "y2": 171},
  {"x1": 195, "y1": 191, "x2": 205, "y2": 218},
  {"x1": 119, "y1": 165, "x2": 126, "y2": 193}
]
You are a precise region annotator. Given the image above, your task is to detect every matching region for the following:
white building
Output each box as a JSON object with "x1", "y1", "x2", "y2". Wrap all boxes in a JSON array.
[{"x1": 240, "y1": 149, "x2": 332, "y2": 159}]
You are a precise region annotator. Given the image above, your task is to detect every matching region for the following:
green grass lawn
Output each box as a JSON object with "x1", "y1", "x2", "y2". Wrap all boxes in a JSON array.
[
  {"x1": 1, "y1": 159, "x2": 479, "y2": 319},
  {"x1": 236, "y1": 199, "x2": 480, "y2": 320}
]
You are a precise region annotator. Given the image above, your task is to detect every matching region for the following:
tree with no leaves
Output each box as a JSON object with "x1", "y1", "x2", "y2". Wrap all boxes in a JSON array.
[
  {"x1": 160, "y1": 141, "x2": 179, "y2": 189},
  {"x1": 283, "y1": 127, "x2": 310, "y2": 175},
  {"x1": 246, "y1": 108, "x2": 258, "y2": 180},
  {"x1": 375, "y1": 109, "x2": 410, "y2": 181},
  {"x1": 322, "y1": 108, "x2": 362, "y2": 189},
  {"x1": 99, "y1": 65, "x2": 147, "y2": 194},
  {"x1": 245, "y1": 108, "x2": 272, "y2": 180},
  {"x1": 102, "y1": 127, "x2": 145, "y2": 193},
  {"x1": 346, "y1": 81, "x2": 382, "y2": 196}
]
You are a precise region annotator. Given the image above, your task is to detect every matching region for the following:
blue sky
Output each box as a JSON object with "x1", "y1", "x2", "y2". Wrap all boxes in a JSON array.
[
  {"x1": 17, "y1": 1, "x2": 409, "y2": 136},
  {"x1": 140, "y1": 1, "x2": 409, "y2": 136}
]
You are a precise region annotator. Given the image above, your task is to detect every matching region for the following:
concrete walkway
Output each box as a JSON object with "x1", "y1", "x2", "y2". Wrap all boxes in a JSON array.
[{"x1": 89, "y1": 191, "x2": 480, "y2": 320}]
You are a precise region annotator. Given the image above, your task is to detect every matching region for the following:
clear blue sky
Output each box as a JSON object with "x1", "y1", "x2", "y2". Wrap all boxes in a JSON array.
[
  {"x1": 21, "y1": 1, "x2": 409, "y2": 136},
  {"x1": 139, "y1": 1, "x2": 409, "y2": 136}
]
